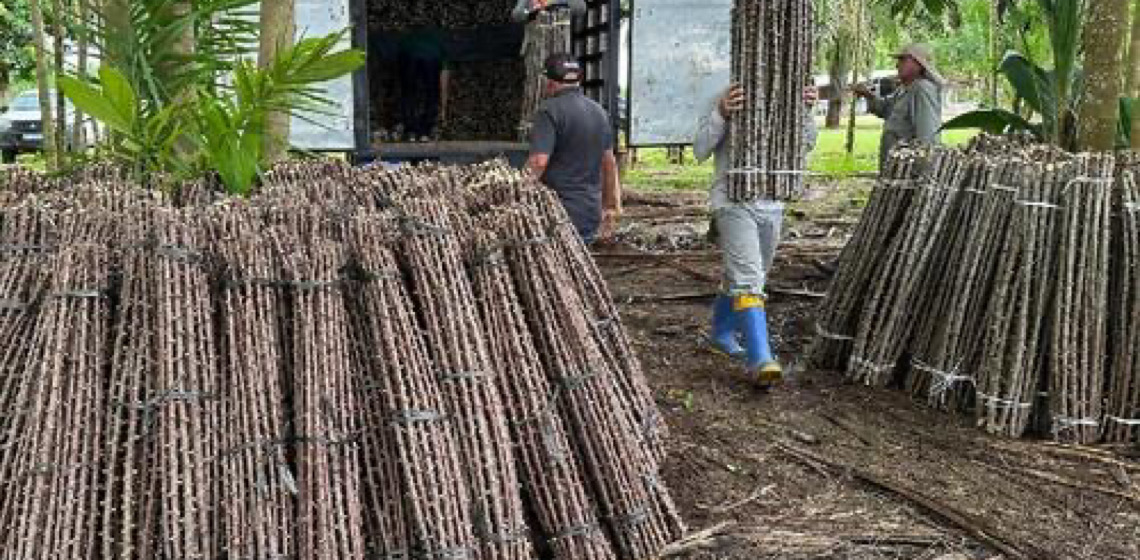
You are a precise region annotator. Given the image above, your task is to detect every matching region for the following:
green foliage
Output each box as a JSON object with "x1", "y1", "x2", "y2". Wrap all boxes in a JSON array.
[
  {"x1": 0, "y1": 0, "x2": 36, "y2": 88},
  {"x1": 1121, "y1": 98, "x2": 1135, "y2": 149},
  {"x1": 61, "y1": 1, "x2": 364, "y2": 195},
  {"x1": 940, "y1": 1, "x2": 1105, "y2": 150}
]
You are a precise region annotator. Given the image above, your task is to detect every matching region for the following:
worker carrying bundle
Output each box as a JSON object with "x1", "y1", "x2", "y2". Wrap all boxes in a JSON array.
[{"x1": 511, "y1": 0, "x2": 587, "y2": 21}]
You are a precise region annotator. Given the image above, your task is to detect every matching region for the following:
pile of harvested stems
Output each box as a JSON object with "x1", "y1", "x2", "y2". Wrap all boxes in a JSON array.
[
  {"x1": 728, "y1": 0, "x2": 815, "y2": 202},
  {"x1": 810, "y1": 136, "x2": 1139, "y2": 445},
  {"x1": 519, "y1": 9, "x2": 573, "y2": 141},
  {"x1": 0, "y1": 161, "x2": 683, "y2": 559}
]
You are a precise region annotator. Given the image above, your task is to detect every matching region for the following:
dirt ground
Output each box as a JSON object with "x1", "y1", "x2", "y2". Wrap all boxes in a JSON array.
[{"x1": 599, "y1": 180, "x2": 1140, "y2": 560}]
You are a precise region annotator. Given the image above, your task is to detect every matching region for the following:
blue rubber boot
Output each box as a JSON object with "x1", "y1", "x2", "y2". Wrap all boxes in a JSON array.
[
  {"x1": 735, "y1": 295, "x2": 783, "y2": 387},
  {"x1": 709, "y1": 295, "x2": 745, "y2": 358}
]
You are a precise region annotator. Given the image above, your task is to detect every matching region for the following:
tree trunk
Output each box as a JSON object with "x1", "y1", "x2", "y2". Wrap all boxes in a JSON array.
[
  {"x1": 259, "y1": 0, "x2": 296, "y2": 164},
  {"x1": 29, "y1": 0, "x2": 58, "y2": 171},
  {"x1": 102, "y1": 0, "x2": 132, "y2": 70},
  {"x1": 1077, "y1": 0, "x2": 1129, "y2": 151},
  {"x1": 51, "y1": 0, "x2": 68, "y2": 160},
  {"x1": 826, "y1": 48, "x2": 850, "y2": 129},
  {"x1": 1129, "y1": 0, "x2": 1140, "y2": 150},
  {"x1": 825, "y1": 96, "x2": 845, "y2": 128},
  {"x1": 989, "y1": 0, "x2": 1000, "y2": 106},
  {"x1": 73, "y1": 0, "x2": 90, "y2": 149}
]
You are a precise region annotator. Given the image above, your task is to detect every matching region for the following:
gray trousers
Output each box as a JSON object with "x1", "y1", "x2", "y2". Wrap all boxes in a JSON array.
[{"x1": 714, "y1": 203, "x2": 784, "y2": 297}]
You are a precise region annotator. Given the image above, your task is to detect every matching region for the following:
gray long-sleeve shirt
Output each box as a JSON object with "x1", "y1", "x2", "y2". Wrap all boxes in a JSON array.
[
  {"x1": 512, "y1": 0, "x2": 587, "y2": 22},
  {"x1": 694, "y1": 97, "x2": 819, "y2": 211},
  {"x1": 867, "y1": 78, "x2": 943, "y2": 169}
]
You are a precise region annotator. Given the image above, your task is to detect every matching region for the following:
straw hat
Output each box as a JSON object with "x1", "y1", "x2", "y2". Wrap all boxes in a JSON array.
[{"x1": 893, "y1": 43, "x2": 945, "y2": 86}]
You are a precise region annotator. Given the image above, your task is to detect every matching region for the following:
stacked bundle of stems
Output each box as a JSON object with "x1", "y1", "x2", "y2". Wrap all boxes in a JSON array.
[
  {"x1": 520, "y1": 9, "x2": 573, "y2": 141},
  {"x1": 498, "y1": 207, "x2": 685, "y2": 558},
  {"x1": 907, "y1": 157, "x2": 1021, "y2": 409},
  {"x1": 0, "y1": 160, "x2": 683, "y2": 559},
  {"x1": 1106, "y1": 166, "x2": 1140, "y2": 442},
  {"x1": 1048, "y1": 154, "x2": 1115, "y2": 444},
  {"x1": 809, "y1": 148, "x2": 925, "y2": 369},
  {"x1": 848, "y1": 147, "x2": 965, "y2": 386},
  {"x1": 468, "y1": 220, "x2": 617, "y2": 560},
  {"x1": 397, "y1": 198, "x2": 532, "y2": 560},
  {"x1": 0, "y1": 213, "x2": 112, "y2": 560},
  {"x1": 975, "y1": 162, "x2": 1070, "y2": 438},
  {"x1": 727, "y1": 0, "x2": 814, "y2": 202}
]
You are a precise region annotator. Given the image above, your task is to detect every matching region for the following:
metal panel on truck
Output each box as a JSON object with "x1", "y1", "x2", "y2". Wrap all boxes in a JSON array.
[
  {"x1": 288, "y1": 0, "x2": 356, "y2": 151},
  {"x1": 629, "y1": 0, "x2": 732, "y2": 146}
]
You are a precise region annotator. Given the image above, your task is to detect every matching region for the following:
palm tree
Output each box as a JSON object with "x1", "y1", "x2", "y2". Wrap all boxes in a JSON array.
[
  {"x1": 815, "y1": 0, "x2": 873, "y2": 130},
  {"x1": 28, "y1": 0, "x2": 58, "y2": 170},
  {"x1": 1128, "y1": 0, "x2": 1140, "y2": 150},
  {"x1": 259, "y1": 0, "x2": 296, "y2": 164},
  {"x1": 1077, "y1": 0, "x2": 1128, "y2": 151}
]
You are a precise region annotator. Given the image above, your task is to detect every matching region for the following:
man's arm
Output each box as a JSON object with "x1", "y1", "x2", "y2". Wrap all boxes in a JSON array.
[
  {"x1": 598, "y1": 149, "x2": 621, "y2": 241},
  {"x1": 694, "y1": 106, "x2": 727, "y2": 163},
  {"x1": 527, "y1": 109, "x2": 557, "y2": 179},
  {"x1": 911, "y1": 80, "x2": 943, "y2": 144},
  {"x1": 511, "y1": 0, "x2": 531, "y2": 22},
  {"x1": 439, "y1": 68, "x2": 451, "y2": 124},
  {"x1": 528, "y1": 153, "x2": 550, "y2": 178}
]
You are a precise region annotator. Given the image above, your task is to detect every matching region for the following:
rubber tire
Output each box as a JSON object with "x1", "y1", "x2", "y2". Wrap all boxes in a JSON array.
[{"x1": 0, "y1": 149, "x2": 15, "y2": 164}]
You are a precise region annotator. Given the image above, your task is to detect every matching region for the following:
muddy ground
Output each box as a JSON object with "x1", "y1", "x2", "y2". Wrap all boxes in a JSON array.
[{"x1": 599, "y1": 181, "x2": 1140, "y2": 560}]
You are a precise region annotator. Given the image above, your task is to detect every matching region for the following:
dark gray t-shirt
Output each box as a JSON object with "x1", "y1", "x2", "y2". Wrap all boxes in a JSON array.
[{"x1": 529, "y1": 87, "x2": 613, "y2": 241}]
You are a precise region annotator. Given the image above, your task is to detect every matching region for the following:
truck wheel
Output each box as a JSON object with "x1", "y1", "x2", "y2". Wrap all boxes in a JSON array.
[{"x1": 1, "y1": 150, "x2": 15, "y2": 164}]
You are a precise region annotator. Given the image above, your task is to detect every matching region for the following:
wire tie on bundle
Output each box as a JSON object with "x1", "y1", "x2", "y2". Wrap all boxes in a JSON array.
[
  {"x1": 1015, "y1": 200, "x2": 1062, "y2": 211},
  {"x1": 0, "y1": 298, "x2": 31, "y2": 310},
  {"x1": 550, "y1": 522, "x2": 600, "y2": 541},
  {"x1": 154, "y1": 244, "x2": 203, "y2": 264},
  {"x1": 815, "y1": 323, "x2": 854, "y2": 342},
  {"x1": 1124, "y1": 202, "x2": 1140, "y2": 213},
  {"x1": 976, "y1": 392, "x2": 1033, "y2": 410},
  {"x1": 391, "y1": 409, "x2": 446, "y2": 425},
  {"x1": 1063, "y1": 176, "x2": 1115, "y2": 192},
  {"x1": 963, "y1": 188, "x2": 986, "y2": 196},
  {"x1": 725, "y1": 167, "x2": 807, "y2": 176},
  {"x1": 915, "y1": 360, "x2": 974, "y2": 403},
  {"x1": 560, "y1": 371, "x2": 598, "y2": 390},
  {"x1": 593, "y1": 316, "x2": 617, "y2": 329},
  {"x1": 438, "y1": 370, "x2": 488, "y2": 383},
  {"x1": 471, "y1": 247, "x2": 507, "y2": 268},
  {"x1": 292, "y1": 278, "x2": 343, "y2": 291},
  {"x1": 50, "y1": 288, "x2": 107, "y2": 299},
  {"x1": 1105, "y1": 416, "x2": 1140, "y2": 427},
  {"x1": 608, "y1": 506, "x2": 651, "y2": 527},
  {"x1": 879, "y1": 178, "x2": 921, "y2": 190},
  {"x1": 399, "y1": 216, "x2": 450, "y2": 238},
  {"x1": 849, "y1": 355, "x2": 892, "y2": 375},
  {"x1": 990, "y1": 184, "x2": 1019, "y2": 193},
  {"x1": 1052, "y1": 416, "x2": 1101, "y2": 429},
  {"x1": 0, "y1": 243, "x2": 56, "y2": 253},
  {"x1": 421, "y1": 546, "x2": 473, "y2": 560}
]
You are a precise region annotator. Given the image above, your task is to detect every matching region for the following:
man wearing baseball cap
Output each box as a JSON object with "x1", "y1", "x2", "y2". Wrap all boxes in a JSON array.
[
  {"x1": 853, "y1": 43, "x2": 945, "y2": 169},
  {"x1": 526, "y1": 52, "x2": 621, "y2": 243}
]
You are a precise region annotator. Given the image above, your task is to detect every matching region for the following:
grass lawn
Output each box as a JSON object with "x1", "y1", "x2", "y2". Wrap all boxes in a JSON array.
[{"x1": 623, "y1": 116, "x2": 978, "y2": 192}]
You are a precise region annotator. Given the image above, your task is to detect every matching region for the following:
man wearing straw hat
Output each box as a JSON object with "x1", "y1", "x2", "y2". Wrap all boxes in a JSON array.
[
  {"x1": 695, "y1": 83, "x2": 819, "y2": 388},
  {"x1": 853, "y1": 43, "x2": 945, "y2": 170}
]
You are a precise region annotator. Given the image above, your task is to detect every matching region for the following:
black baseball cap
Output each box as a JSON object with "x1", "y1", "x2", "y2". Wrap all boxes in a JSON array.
[{"x1": 544, "y1": 53, "x2": 582, "y2": 83}]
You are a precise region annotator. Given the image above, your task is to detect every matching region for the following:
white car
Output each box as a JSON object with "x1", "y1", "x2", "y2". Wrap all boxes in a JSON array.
[{"x1": 0, "y1": 90, "x2": 92, "y2": 163}]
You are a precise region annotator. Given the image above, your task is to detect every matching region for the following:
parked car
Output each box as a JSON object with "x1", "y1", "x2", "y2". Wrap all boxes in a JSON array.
[{"x1": 0, "y1": 90, "x2": 91, "y2": 163}]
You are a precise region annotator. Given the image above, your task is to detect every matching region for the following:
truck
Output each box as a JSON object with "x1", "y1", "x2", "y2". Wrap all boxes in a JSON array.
[
  {"x1": 290, "y1": 0, "x2": 746, "y2": 167},
  {"x1": 285, "y1": 0, "x2": 619, "y2": 168}
]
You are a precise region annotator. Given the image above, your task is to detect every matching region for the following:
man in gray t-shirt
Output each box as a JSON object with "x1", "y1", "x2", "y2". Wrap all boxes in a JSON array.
[{"x1": 527, "y1": 53, "x2": 621, "y2": 243}]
